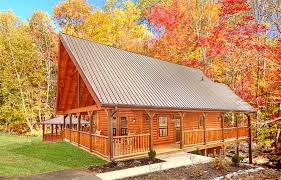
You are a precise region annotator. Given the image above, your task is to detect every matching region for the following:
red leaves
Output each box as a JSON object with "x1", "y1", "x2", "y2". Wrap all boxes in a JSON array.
[{"x1": 220, "y1": 0, "x2": 252, "y2": 16}]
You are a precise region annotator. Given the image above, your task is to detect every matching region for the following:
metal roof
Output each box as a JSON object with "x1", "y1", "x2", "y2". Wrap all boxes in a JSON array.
[
  {"x1": 60, "y1": 33, "x2": 256, "y2": 112},
  {"x1": 41, "y1": 116, "x2": 89, "y2": 125}
]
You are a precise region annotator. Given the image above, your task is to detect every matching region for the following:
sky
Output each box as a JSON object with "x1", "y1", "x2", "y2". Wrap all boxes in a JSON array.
[{"x1": 0, "y1": 0, "x2": 105, "y2": 21}]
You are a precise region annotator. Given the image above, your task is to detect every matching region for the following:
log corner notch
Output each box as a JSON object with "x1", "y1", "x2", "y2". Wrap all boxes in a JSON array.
[
  {"x1": 107, "y1": 108, "x2": 118, "y2": 161},
  {"x1": 247, "y1": 113, "x2": 253, "y2": 164}
]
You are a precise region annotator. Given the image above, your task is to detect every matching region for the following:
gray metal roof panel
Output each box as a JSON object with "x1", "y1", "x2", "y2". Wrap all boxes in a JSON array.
[{"x1": 60, "y1": 33, "x2": 256, "y2": 112}]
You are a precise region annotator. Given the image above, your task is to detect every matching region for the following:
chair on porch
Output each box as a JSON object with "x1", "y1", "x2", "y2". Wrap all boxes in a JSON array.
[{"x1": 95, "y1": 130, "x2": 101, "y2": 135}]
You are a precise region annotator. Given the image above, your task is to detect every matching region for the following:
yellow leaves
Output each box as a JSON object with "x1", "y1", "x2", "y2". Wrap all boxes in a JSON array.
[
  {"x1": 53, "y1": 0, "x2": 92, "y2": 35},
  {"x1": 82, "y1": 0, "x2": 151, "y2": 51}
]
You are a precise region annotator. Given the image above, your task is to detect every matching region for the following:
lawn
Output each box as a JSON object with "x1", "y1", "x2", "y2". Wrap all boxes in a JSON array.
[{"x1": 0, "y1": 132, "x2": 106, "y2": 177}]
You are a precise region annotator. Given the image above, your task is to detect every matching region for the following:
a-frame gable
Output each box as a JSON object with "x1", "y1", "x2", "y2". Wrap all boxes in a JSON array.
[{"x1": 56, "y1": 39, "x2": 101, "y2": 114}]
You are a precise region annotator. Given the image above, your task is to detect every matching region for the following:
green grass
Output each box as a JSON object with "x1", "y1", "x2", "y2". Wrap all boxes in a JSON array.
[{"x1": 0, "y1": 132, "x2": 106, "y2": 177}]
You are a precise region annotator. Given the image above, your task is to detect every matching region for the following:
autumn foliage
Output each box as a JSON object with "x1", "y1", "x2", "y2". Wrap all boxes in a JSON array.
[{"x1": 0, "y1": 0, "x2": 280, "y2": 133}]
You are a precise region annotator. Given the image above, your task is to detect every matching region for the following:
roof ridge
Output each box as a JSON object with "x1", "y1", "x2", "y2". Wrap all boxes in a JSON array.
[{"x1": 59, "y1": 32, "x2": 203, "y2": 74}]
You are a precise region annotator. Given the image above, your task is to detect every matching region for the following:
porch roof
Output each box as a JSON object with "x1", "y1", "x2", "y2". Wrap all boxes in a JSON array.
[
  {"x1": 41, "y1": 116, "x2": 89, "y2": 125},
  {"x1": 59, "y1": 33, "x2": 256, "y2": 113}
]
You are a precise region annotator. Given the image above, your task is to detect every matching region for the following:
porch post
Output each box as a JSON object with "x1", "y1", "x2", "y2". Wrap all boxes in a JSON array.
[
  {"x1": 247, "y1": 114, "x2": 253, "y2": 164},
  {"x1": 63, "y1": 115, "x2": 66, "y2": 129},
  {"x1": 221, "y1": 113, "x2": 225, "y2": 155},
  {"x1": 42, "y1": 124, "x2": 45, "y2": 141},
  {"x1": 77, "y1": 113, "x2": 81, "y2": 146},
  {"x1": 55, "y1": 124, "x2": 58, "y2": 134},
  {"x1": 180, "y1": 112, "x2": 184, "y2": 149},
  {"x1": 236, "y1": 113, "x2": 239, "y2": 155},
  {"x1": 108, "y1": 109, "x2": 116, "y2": 161},
  {"x1": 88, "y1": 111, "x2": 95, "y2": 152},
  {"x1": 147, "y1": 111, "x2": 155, "y2": 151},
  {"x1": 70, "y1": 114, "x2": 72, "y2": 142},
  {"x1": 51, "y1": 124, "x2": 54, "y2": 141},
  {"x1": 203, "y1": 113, "x2": 206, "y2": 145}
]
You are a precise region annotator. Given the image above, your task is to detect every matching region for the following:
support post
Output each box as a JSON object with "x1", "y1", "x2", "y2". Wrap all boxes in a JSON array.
[
  {"x1": 77, "y1": 113, "x2": 81, "y2": 146},
  {"x1": 70, "y1": 114, "x2": 72, "y2": 142},
  {"x1": 179, "y1": 112, "x2": 184, "y2": 149},
  {"x1": 236, "y1": 113, "x2": 239, "y2": 155},
  {"x1": 51, "y1": 124, "x2": 54, "y2": 141},
  {"x1": 203, "y1": 113, "x2": 206, "y2": 145},
  {"x1": 42, "y1": 124, "x2": 45, "y2": 141},
  {"x1": 221, "y1": 113, "x2": 225, "y2": 155},
  {"x1": 247, "y1": 114, "x2": 253, "y2": 164},
  {"x1": 147, "y1": 111, "x2": 155, "y2": 151},
  {"x1": 108, "y1": 109, "x2": 116, "y2": 161},
  {"x1": 63, "y1": 115, "x2": 66, "y2": 129},
  {"x1": 55, "y1": 124, "x2": 58, "y2": 134},
  {"x1": 88, "y1": 111, "x2": 95, "y2": 152}
]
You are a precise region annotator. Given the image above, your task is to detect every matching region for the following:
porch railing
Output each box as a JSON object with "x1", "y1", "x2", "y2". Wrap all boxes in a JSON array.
[
  {"x1": 183, "y1": 127, "x2": 249, "y2": 146},
  {"x1": 183, "y1": 129, "x2": 204, "y2": 145},
  {"x1": 43, "y1": 133, "x2": 63, "y2": 141},
  {"x1": 64, "y1": 128, "x2": 150, "y2": 159},
  {"x1": 91, "y1": 134, "x2": 108, "y2": 157},
  {"x1": 113, "y1": 133, "x2": 150, "y2": 157}
]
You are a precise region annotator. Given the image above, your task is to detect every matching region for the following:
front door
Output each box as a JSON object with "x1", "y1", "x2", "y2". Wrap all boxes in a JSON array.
[{"x1": 175, "y1": 118, "x2": 181, "y2": 143}]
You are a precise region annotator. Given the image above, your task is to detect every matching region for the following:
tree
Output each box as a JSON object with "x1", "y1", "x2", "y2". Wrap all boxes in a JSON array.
[
  {"x1": 29, "y1": 10, "x2": 58, "y2": 121},
  {"x1": 82, "y1": 0, "x2": 151, "y2": 52},
  {"x1": 53, "y1": 0, "x2": 92, "y2": 36},
  {"x1": 0, "y1": 11, "x2": 46, "y2": 133}
]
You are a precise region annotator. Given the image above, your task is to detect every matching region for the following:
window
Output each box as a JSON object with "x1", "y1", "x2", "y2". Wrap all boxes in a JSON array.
[
  {"x1": 113, "y1": 117, "x2": 117, "y2": 136},
  {"x1": 159, "y1": 116, "x2": 168, "y2": 137},
  {"x1": 120, "y1": 117, "x2": 128, "y2": 135}
]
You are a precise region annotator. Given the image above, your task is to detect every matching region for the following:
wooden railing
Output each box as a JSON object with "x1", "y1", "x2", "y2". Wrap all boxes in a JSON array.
[
  {"x1": 224, "y1": 127, "x2": 237, "y2": 139},
  {"x1": 206, "y1": 129, "x2": 222, "y2": 142},
  {"x1": 238, "y1": 127, "x2": 249, "y2": 137},
  {"x1": 183, "y1": 127, "x2": 249, "y2": 146},
  {"x1": 80, "y1": 131, "x2": 90, "y2": 148},
  {"x1": 113, "y1": 133, "x2": 150, "y2": 157},
  {"x1": 91, "y1": 134, "x2": 108, "y2": 157},
  {"x1": 64, "y1": 128, "x2": 70, "y2": 139},
  {"x1": 64, "y1": 128, "x2": 149, "y2": 159},
  {"x1": 183, "y1": 129, "x2": 204, "y2": 145},
  {"x1": 43, "y1": 133, "x2": 63, "y2": 141}
]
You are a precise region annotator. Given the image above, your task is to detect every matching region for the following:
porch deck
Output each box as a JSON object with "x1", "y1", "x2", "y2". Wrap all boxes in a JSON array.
[{"x1": 63, "y1": 126, "x2": 250, "y2": 160}]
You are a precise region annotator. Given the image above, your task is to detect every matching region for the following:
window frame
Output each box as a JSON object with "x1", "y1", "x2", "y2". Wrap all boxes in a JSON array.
[{"x1": 158, "y1": 116, "x2": 168, "y2": 137}]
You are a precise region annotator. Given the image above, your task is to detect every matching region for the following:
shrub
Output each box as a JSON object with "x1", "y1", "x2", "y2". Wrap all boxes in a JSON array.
[
  {"x1": 191, "y1": 147, "x2": 202, "y2": 155},
  {"x1": 213, "y1": 155, "x2": 228, "y2": 170},
  {"x1": 148, "y1": 149, "x2": 156, "y2": 161},
  {"x1": 232, "y1": 154, "x2": 243, "y2": 165}
]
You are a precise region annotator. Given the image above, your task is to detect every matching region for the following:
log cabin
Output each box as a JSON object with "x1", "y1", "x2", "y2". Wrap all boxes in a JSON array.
[{"x1": 55, "y1": 33, "x2": 256, "y2": 162}]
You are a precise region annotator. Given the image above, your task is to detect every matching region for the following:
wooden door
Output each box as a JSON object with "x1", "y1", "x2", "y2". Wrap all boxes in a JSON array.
[{"x1": 175, "y1": 118, "x2": 181, "y2": 143}]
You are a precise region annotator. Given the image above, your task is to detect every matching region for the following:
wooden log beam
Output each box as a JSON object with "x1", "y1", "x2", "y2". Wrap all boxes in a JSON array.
[{"x1": 63, "y1": 105, "x2": 99, "y2": 115}]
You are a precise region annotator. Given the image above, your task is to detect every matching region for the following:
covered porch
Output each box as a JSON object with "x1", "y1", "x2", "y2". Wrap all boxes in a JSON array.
[{"x1": 62, "y1": 107, "x2": 253, "y2": 161}]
